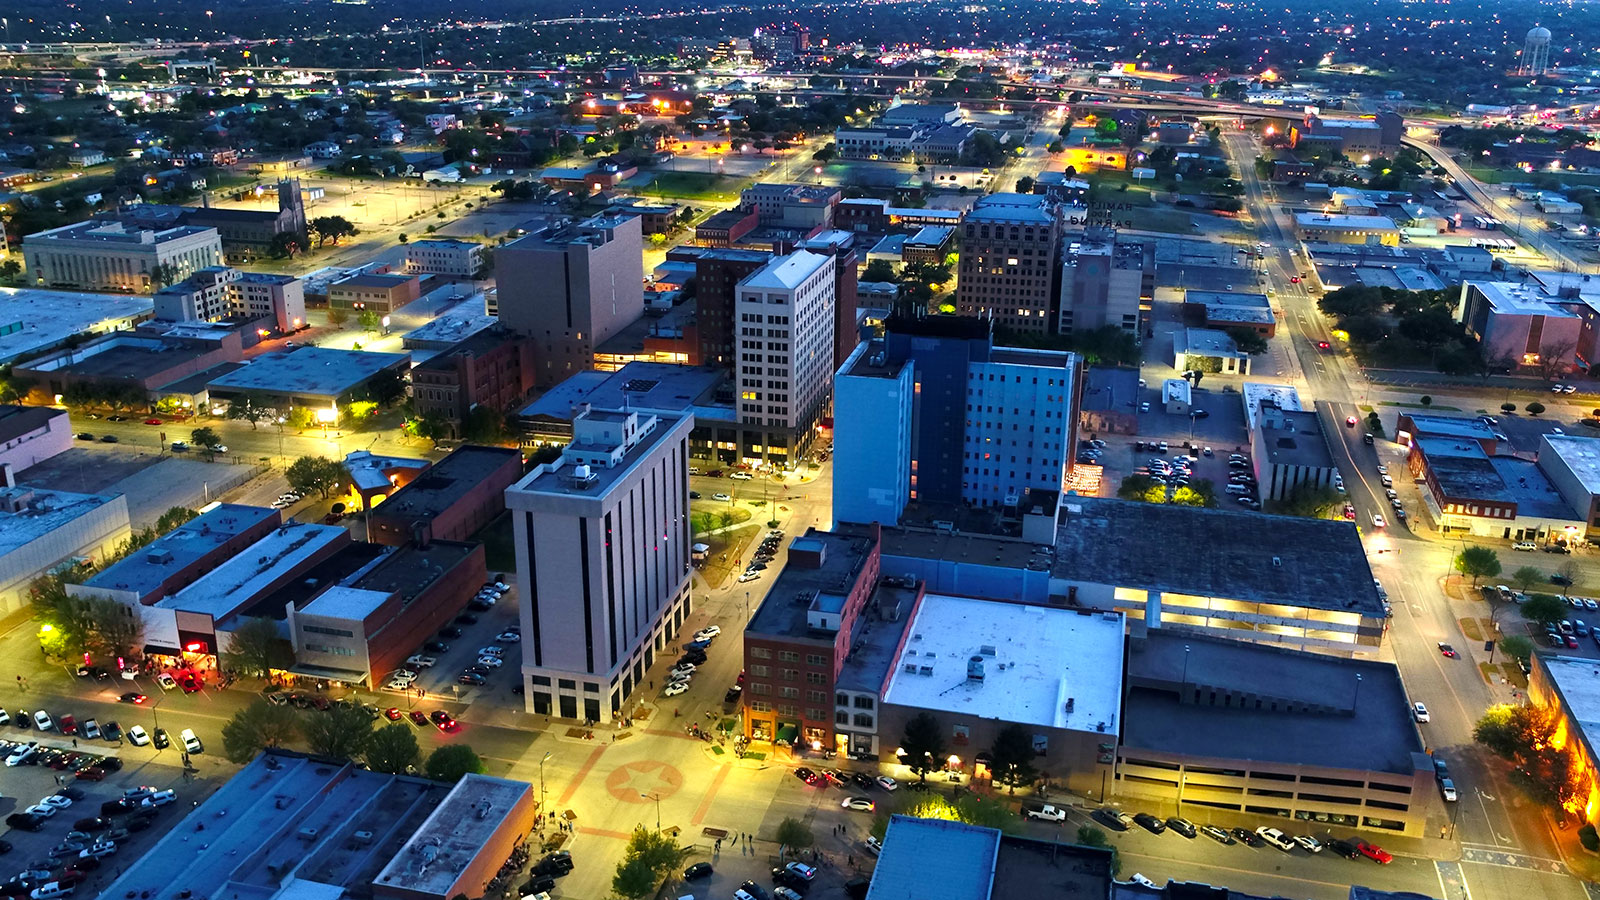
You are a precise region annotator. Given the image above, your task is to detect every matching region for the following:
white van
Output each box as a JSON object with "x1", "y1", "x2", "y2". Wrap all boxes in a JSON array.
[
  {"x1": 180, "y1": 728, "x2": 203, "y2": 754},
  {"x1": 1225, "y1": 484, "x2": 1250, "y2": 495}
]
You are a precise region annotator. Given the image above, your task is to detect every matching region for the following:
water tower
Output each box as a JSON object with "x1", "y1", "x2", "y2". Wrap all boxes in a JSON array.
[{"x1": 1521, "y1": 26, "x2": 1553, "y2": 76}]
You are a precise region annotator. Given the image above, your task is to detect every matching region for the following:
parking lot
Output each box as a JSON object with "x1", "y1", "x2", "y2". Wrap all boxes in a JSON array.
[
  {"x1": 378, "y1": 578, "x2": 522, "y2": 704},
  {"x1": 0, "y1": 734, "x2": 211, "y2": 896}
]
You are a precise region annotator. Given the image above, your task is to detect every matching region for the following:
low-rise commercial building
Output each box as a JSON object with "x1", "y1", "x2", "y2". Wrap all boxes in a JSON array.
[
  {"x1": 1395, "y1": 412, "x2": 1503, "y2": 455},
  {"x1": 328, "y1": 272, "x2": 423, "y2": 313},
  {"x1": 367, "y1": 445, "x2": 522, "y2": 546},
  {"x1": 0, "y1": 287, "x2": 155, "y2": 365},
  {"x1": 0, "y1": 475, "x2": 132, "y2": 614},
  {"x1": 1118, "y1": 631, "x2": 1435, "y2": 837},
  {"x1": 1250, "y1": 402, "x2": 1338, "y2": 502},
  {"x1": 867, "y1": 817, "x2": 1113, "y2": 900},
  {"x1": 1174, "y1": 327, "x2": 1252, "y2": 376},
  {"x1": 1529, "y1": 654, "x2": 1600, "y2": 828},
  {"x1": 15, "y1": 330, "x2": 243, "y2": 408},
  {"x1": 101, "y1": 752, "x2": 537, "y2": 900},
  {"x1": 205, "y1": 346, "x2": 411, "y2": 412},
  {"x1": 410, "y1": 326, "x2": 535, "y2": 436},
  {"x1": 1541, "y1": 435, "x2": 1600, "y2": 536},
  {"x1": 154, "y1": 266, "x2": 306, "y2": 334},
  {"x1": 23, "y1": 221, "x2": 222, "y2": 293},
  {"x1": 0, "y1": 406, "x2": 72, "y2": 471},
  {"x1": 1292, "y1": 213, "x2": 1401, "y2": 247},
  {"x1": 1456, "y1": 281, "x2": 1583, "y2": 374},
  {"x1": 68, "y1": 503, "x2": 281, "y2": 607},
  {"x1": 741, "y1": 183, "x2": 842, "y2": 230},
  {"x1": 404, "y1": 239, "x2": 485, "y2": 278},
  {"x1": 1182, "y1": 290, "x2": 1277, "y2": 337},
  {"x1": 1405, "y1": 436, "x2": 1585, "y2": 542},
  {"x1": 695, "y1": 208, "x2": 760, "y2": 247}
]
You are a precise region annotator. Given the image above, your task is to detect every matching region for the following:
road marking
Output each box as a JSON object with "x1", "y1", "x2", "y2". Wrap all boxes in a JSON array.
[
  {"x1": 556, "y1": 741, "x2": 609, "y2": 806},
  {"x1": 691, "y1": 764, "x2": 730, "y2": 826},
  {"x1": 1437, "y1": 859, "x2": 1471, "y2": 900},
  {"x1": 1460, "y1": 847, "x2": 1566, "y2": 873}
]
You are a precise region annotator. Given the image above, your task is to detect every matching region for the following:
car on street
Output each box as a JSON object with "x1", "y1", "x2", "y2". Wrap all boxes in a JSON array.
[
  {"x1": 1327, "y1": 839, "x2": 1361, "y2": 859},
  {"x1": 875, "y1": 775, "x2": 898, "y2": 791},
  {"x1": 1356, "y1": 840, "x2": 1393, "y2": 864},
  {"x1": 126, "y1": 727, "x2": 149, "y2": 747},
  {"x1": 712, "y1": 493, "x2": 732, "y2": 502},
  {"x1": 784, "y1": 862, "x2": 816, "y2": 882},
  {"x1": 1025, "y1": 805, "x2": 1067, "y2": 822},
  {"x1": 1200, "y1": 824, "x2": 1234, "y2": 844},
  {"x1": 117, "y1": 692, "x2": 145, "y2": 705},
  {"x1": 840, "y1": 796, "x2": 874, "y2": 811},
  {"x1": 1093, "y1": 808, "x2": 1133, "y2": 831},
  {"x1": 1440, "y1": 778, "x2": 1458, "y2": 802},
  {"x1": 430, "y1": 712, "x2": 460, "y2": 733},
  {"x1": 1413, "y1": 702, "x2": 1430, "y2": 723},
  {"x1": 457, "y1": 673, "x2": 486, "y2": 685},
  {"x1": 1437, "y1": 643, "x2": 1457, "y2": 658},
  {"x1": 794, "y1": 767, "x2": 819, "y2": 785},
  {"x1": 1371, "y1": 513, "x2": 1386, "y2": 528},
  {"x1": 663, "y1": 682, "x2": 688, "y2": 697},
  {"x1": 1133, "y1": 813, "x2": 1166, "y2": 834},
  {"x1": 179, "y1": 728, "x2": 202, "y2": 753},
  {"x1": 684, "y1": 862, "x2": 713, "y2": 881}
]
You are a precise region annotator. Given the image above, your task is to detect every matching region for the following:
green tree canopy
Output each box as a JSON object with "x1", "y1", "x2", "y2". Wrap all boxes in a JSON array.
[
  {"x1": 1455, "y1": 546, "x2": 1502, "y2": 585},
  {"x1": 899, "y1": 712, "x2": 946, "y2": 782},
  {"x1": 424, "y1": 744, "x2": 485, "y2": 782},
  {"x1": 1522, "y1": 593, "x2": 1568, "y2": 626},
  {"x1": 302, "y1": 705, "x2": 374, "y2": 760},
  {"x1": 1498, "y1": 635, "x2": 1534, "y2": 667},
  {"x1": 775, "y1": 817, "x2": 814, "y2": 856},
  {"x1": 365, "y1": 722, "x2": 422, "y2": 774},
  {"x1": 286, "y1": 455, "x2": 346, "y2": 499},
  {"x1": 1511, "y1": 566, "x2": 1545, "y2": 594},
  {"x1": 989, "y1": 723, "x2": 1038, "y2": 793},
  {"x1": 220, "y1": 616, "x2": 295, "y2": 677},
  {"x1": 221, "y1": 699, "x2": 301, "y2": 764}
]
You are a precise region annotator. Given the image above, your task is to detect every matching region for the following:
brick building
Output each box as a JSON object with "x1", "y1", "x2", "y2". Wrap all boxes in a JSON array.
[
  {"x1": 366, "y1": 445, "x2": 523, "y2": 546},
  {"x1": 411, "y1": 327, "x2": 535, "y2": 437},
  {"x1": 665, "y1": 246, "x2": 773, "y2": 369}
]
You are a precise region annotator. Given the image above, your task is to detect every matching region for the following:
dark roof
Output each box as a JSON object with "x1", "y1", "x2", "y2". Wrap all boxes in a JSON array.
[
  {"x1": 747, "y1": 529, "x2": 875, "y2": 643},
  {"x1": 883, "y1": 313, "x2": 991, "y2": 340},
  {"x1": 352, "y1": 540, "x2": 479, "y2": 604},
  {"x1": 1053, "y1": 497, "x2": 1384, "y2": 617},
  {"x1": 373, "y1": 445, "x2": 521, "y2": 522},
  {"x1": 0, "y1": 405, "x2": 64, "y2": 443},
  {"x1": 412, "y1": 327, "x2": 518, "y2": 373}
]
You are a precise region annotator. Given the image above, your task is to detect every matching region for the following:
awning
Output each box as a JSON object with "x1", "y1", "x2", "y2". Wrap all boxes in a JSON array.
[
  {"x1": 775, "y1": 723, "x2": 799, "y2": 745},
  {"x1": 282, "y1": 662, "x2": 369, "y2": 684}
]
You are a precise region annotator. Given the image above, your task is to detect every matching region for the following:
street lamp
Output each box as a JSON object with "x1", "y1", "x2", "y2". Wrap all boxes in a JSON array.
[
  {"x1": 540, "y1": 751, "x2": 551, "y2": 827},
  {"x1": 640, "y1": 791, "x2": 661, "y2": 831}
]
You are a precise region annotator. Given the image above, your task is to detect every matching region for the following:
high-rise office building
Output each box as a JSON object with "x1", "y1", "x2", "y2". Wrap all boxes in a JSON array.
[
  {"x1": 956, "y1": 194, "x2": 1062, "y2": 334},
  {"x1": 506, "y1": 407, "x2": 694, "y2": 724},
  {"x1": 497, "y1": 215, "x2": 644, "y2": 388},
  {"x1": 1058, "y1": 232, "x2": 1144, "y2": 337},
  {"x1": 735, "y1": 250, "x2": 836, "y2": 466}
]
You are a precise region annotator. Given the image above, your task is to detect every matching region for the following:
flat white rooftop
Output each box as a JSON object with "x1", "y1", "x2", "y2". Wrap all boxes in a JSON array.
[
  {"x1": 741, "y1": 250, "x2": 830, "y2": 292},
  {"x1": 1543, "y1": 434, "x2": 1600, "y2": 497},
  {"x1": 158, "y1": 522, "x2": 347, "y2": 620},
  {"x1": 882, "y1": 594, "x2": 1123, "y2": 733},
  {"x1": 0, "y1": 287, "x2": 154, "y2": 364},
  {"x1": 300, "y1": 585, "x2": 387, "y2": 622},
  {"x1": 1541, "y1": 654, "x2": 1600, "y2": 748},
  {"x1": 373, "y1": 774, "x2": 532, "y2": 896},
  {"x1": 0, "y1": 487, "x2": 123, "y2": 555}
]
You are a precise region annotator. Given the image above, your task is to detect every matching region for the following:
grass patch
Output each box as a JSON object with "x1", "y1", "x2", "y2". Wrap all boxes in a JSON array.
[
  {"x1": 1380, "y1": 401, "x2": 1462, "y2": 411},
  {"x1": 1126, "y1": 208, "x2": 1196, "y2": 234},
  {"x1": 471, "y1": 510, "x2": 516, "y2": 574},
  {"x1": 1479, "y1": 661, "x2": 1499, "y2": 684},
  {"x1": 1460, "y1": 618, "x2": 1484, "y2": 642},
  {"x1": 690, "y1": 506, "x2": 753, "y2": 534},
  {"x1": 742, "y1": 751, "x2": 767, "y2": 761},
  {"x1": 638, "y1": 170, "x2": 748, "y2": 202},
  {"x1": 711, "y1": 745, "x2": 726, "y2": 755},
  {"x1": 1501, "y1": 661, "x2": 1529, "y2": 688}
]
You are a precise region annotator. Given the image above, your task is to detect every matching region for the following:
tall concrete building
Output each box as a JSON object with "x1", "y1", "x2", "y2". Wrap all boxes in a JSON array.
[
  {"x1": 736, "y1": 250, "x2": 836, "y2": 466},
  {"x1": 956, "y1": 194, "x2": 1062, "y2": 334},
  {"x1": 498, "y1": 215, "x2": 644, "y2": 388},
  {"x1": 800, "y1": 230, "x2": 862, "y2": 370},
  {"x1": 153, "y1": 266, "x2": 306, "y2": 334},
  {"x1": 832, "y1": 314, "x2": 1083, "y2": 522},
  {"x1": 24, "y1": 221, "x2": 222, "y2": 293},
  {"x1": 1058, "y1": 233, "x2": 1143, "y2": 337},
  {"x1": 506, "y1": 407, "x2": 694, "y2": 724},
  {"x1": 664, "y1": 246, "x2": 773, "y2": 369}
]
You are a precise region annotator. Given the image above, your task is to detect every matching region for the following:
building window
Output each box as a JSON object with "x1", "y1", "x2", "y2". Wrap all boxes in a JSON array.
[
  {"x1": 853, "y1": 713, "x2": 873, "y2": 727},
  {"x1": 751, "y1": 665, "x2": 770, "y2": 677},
  {"x1": 853, "y1": 696, "x2": 874, "y2": 710},
  {"x1": 805, "y1": 654, "x2": 825, "y2": 666}
]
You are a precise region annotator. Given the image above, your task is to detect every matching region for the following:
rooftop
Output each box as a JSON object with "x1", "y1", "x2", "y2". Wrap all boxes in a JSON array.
[
  {"x1": 866, "y1": 817, "x2": 999, "y2": 900},
  {"x1": 28, "y1": 220, "x2": 217, "y2": 245},
  {"x1": 1537, "y1": 655, "x2": 1600, "y2": 760},
  {"x1": 332, "y1": 273, "x2": 417, "y2": 291},
  {"x1": 1470, "y1": 281, "x2": 1581, "y2": 318},
  {"x1": 374, "y1": 446, "x2": 521, "y2": 522},
  {"x1": 882, "y1": 594, "x2": 1124, "y2": 732},
  {"x1": 842, "y1": 339, "x2": 909, "y2": 380},
  {"x1": 1053, "y1": 497, "x2": 1385, "y2": 617},
  {"x1": 1124, "y1": 631, "x2": 1426, "y2": 775},
  {"x1": 1258, "y1": 409, "x2": 1335, "y2": 470},
  {"x1": 157, "y1": 522, "x2": 349, "y2": 620},
  {"x1": 1176, "y1": 327, "x2": 1246, "y2": 357},
  {"x1": 519, "y1": 361, "x2": 729, "y2": 422},
  {"x1": 967, "y1": 192, "x2": 1054, "y2": 225},
  {"x1": 1294, "y1": 212, "x2": 1401, "y2": 230},
  {"x1": 1543, "y1": 434, "x2": 1600, "y2": 497},
  {"x1": 207, "y1": 347, "x2": 409, "y2": 398},
  {"x1": 0, "y1": 405, "x2": 65, "y2": 443},
  {"x1": 0, "y1": 486, "x2": 124, "y2": 556},
  {"x1": 373, "y1": 774, "x2": 533, "y2": 896},
  {"x1": 401, "y1": 310, "x2": 498, "y2": 352},
  {"x1": 512, "y1": 409, "x2": 690, "y2": 500},
  {"x1": 82, "y1": 504, "x2": 279, "y2": 598},
  {"x1": 299, "y1": 584, "x2": 388, "y2": 622},
  {"x1": 99, "y1": 751, "x2": 448, "y2": 900},
  {"x1": 749, "y1": 529, "x2": 877, "y2": 642},
  {"x1": 351, "y1": 539, "x2": 480, "y2": 605},
  {"x1": 1399, "y1": 413, "x2": 1500, "y2": 443},
  {"x1": 740, "y1": 250, "x2": 831, "y2": 292},
  {"x1": 0, "y1": 288, "x2": 155, "y2": 364}
]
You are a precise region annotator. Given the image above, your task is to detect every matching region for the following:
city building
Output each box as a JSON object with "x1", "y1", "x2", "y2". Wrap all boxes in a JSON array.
[
  {"x1": 1528, "y1": 653, "x2": 1600, "y2": 828},
  {"x1": 108, "y1": 180, "x2": 310, "y2": 264},
  {"x1": 287, "y1": 539, "x2": 485, "y2": 684},
  {"x1": 832, "y1": 315, "x2": 1082, "y2": 522},
  {"x1": 410, "y1": 326, "x2": 535, "y2": 436},
  {"x1": 516, "y1": 362, "x2": 741, "y2": 460},
  {"x1": 1394, "y1": 412, "x2": 1503, "y2": 455},
  {"x1": 1249, "y1": 401, "x2": 1338, "y2": 502},
  {"x1": 23, "y1": 221, "x2": 222, "y2": 293},
  {"x1": 367, "y1": 445, "x2": 523, "y2": 546},
  {"x1": 68, "y1": 503, "x2": 281, "y2": 607},
  {"x1": 0, "y1": 287, "x2": 155, "y2": 364},
  {"x1": 1456, "y1": 281, "x2": 1583, "y2": 373},
  {"x1": 800, "y1": 230, "x2": 862, "y2": 369},
  {"x1": 740, "y1": 183, "x2": 841, "y2": 230},
  {"x1": 205, "y1": 346, "x2": 408, "y2": 413},
  {"x1": 1292, "y1": 213, "x2": 1402, "y2": 247},
  {"x1": 0, "y1": 473, "x2": 132, "y2": 615},
  {"x1": 498, "y1": 215, "x2": 645, "y2": 388},
  {"x1": 1539, "y1": 435, "x2": 1600, "y2": 536},
  {"x1": 153, "y1": 266, "x2": 306, "y2": 334},
  {"x1": 1182, "y1": 290, "x2": 1277, "y2": 337},
  {"x1": 14, "y1": 330, "x2": 243, "y2": 408},
  {"x1": 1403, "y1": 436, "x2": 1584, "y2": 542},
  {"x1": 955, "y1": 194, "x2": 1062, "y2": 334},
  {"x1": 0, "y1": 406, "x2": 71, "y2": 471},
  {"x1": 833, "y1": 199, "x2": 963, "y2": 234},
  {"x1": 101, "y1": 752, "x2": 537, "y2": 900},
  {"x1": 1048, "y1": 498, "x2": 1387, "y2": 654},
  {"x1": 694, "y1": 208, "x2": 760, "y2": 247},
  {"x1": 603, "y1": 198, "x2": 683, "y2": 235},
  {"x1": 1174, "y1": 328, "x2": 1252, "y2": 376},
  {"x1": 735, "y1": 250, "x2": 836, "y2": 466},
  {"x1": 666, "y1": 246, "x2": 773, "y2": 369},
  {"x1": 1058, "y1": 233, "x2": 1144, "y2": 336},
  {"x1": 1118, "y1": 631, "x2": 1435, "y2": 837},
  {"x1": 328, "y1": 272, "x2": 423, "y2": 314},
  {"x1": 867, "y1": 817, "x2": 1113, "y2": 900},
  {"x1": 1289, "y1": 111, "x2": 1404, "y2": 159},
  {"x1": 506, "y1": 407, "x2": 694, "y2": 723},
  {"x1": 404, "y1": 239, "x2": 485, "y2": 278}
]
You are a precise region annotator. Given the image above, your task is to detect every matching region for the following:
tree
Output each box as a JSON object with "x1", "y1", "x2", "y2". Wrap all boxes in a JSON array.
[
  {"x1": 425, "y1": 744, "x2": 485, "y2": 782},
  {"x1": 462, "y1": 406, "x2": 507, "y2": 444},
  {"x1": 1512, "y1": 566, "x2": 1545, "y2": 594},
  {"x1": 1499, "y1": 635, "x2": 1534, "y2": 668},
  {"x1": 1276, "y1": 484, "x2": 1343, "y2": 519},
  {"x1": 398, "y1": 233, "x2": 409, "y2": 244},
  {"x1": 310, "y1": 215, "x2": 357, "y2": 247},
  {"x1": 1420, "y1": 395, "x2": 1433, "y2": 408},
  {"x1": 366, "y1": 722, "x2": 422, "y2": 774},
  {"x1": 286, "y1": 455, "x2": 344, "y2": 499},
  {"x1": 1527, "y1": 401, "x2": 1546, "y2": 417},
  {"x1": 899, "y1": 712, "x2": 946, "y2": 782},
  {"x1": 221, "y1": 699, "x2": 300, "y2": 764},
  {"x1": 410, "y1": 411, "x2": 452, "y2": 445},
  {"x1": 225, "y1": 395, "x2": 271, "y2": 430},
  {"x1": 775, "y1": 817, "x2": 814, "y2": 857},
  {"x1": 1224, "y1": 327, "x2": 1269, "y2": 355},
  {"x1": 148, "y1": 262, "x2": 181, "y2": 290},
  {"x1": 1454, "y1": 546, "x2": 1502, "y2": 586},
  {"x1": 1075, "y1": 825, "x2": 1121, "y2": 876},
  {"x1": 862, "y1": 259, "x2": 897, "y2": 283},
  {"x1": 327, "y1": 307, "x2": 350, "y2": 327},
  {"x1": 358, "y1": 309, "x2": 381, "y2": 332},
  {"x1": 611, "y1": 857, "x2": 658, "y2": 900},
  {"x1": 220, "y1": 616, "x2": 294, "y2": 677},
  {"x1": 85, "y1": 596, "x2": 143, "y2": 663},
  {"x1": 363, "y1": 369, "x2": 407, "y2": 407},
  {"x1": 611, "y1": 826, "x2": 693, "y2": 899},
  {"x1": 1015, "y1": 175, "x2": 1035, "y2": 194},
  {"x1": 303, "y1": 705, "x2": 374, "y2": 760},
  {"x1": 989, "y1": 723, "x2": 1038, "y2": 794},
  {"x1": 1522, "y1": 593, "x2": 1568, "y2": 627},
  {"x1": 190, "y1": 426, "x2": 220, "y2": 451},
  {"x1": 0, "y1": 259, "x2": 21, "y2": 284},
  {"x1": 1501, "y1": 403, "x2": 1518, "y2": 416}
]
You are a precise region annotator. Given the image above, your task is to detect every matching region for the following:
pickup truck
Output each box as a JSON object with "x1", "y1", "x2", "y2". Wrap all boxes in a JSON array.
[{"x1": 1025, "y1": 805, "x2": 1067, "y2": 822}]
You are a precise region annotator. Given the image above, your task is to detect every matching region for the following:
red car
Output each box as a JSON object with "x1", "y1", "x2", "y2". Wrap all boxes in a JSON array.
[
  {"x1": 1357, "y1": 840, "x2": 1392, "y2": 864},
  {"x1": 1290, "y1": 276, "x2": 1301, "y2": 283},
  {"x1": 1437, "y1": 643, "x2": 1458, "y2": 658},
  {"x1": 75, "y1": 766, "x2": 108, "y2": 782},
  {"x1": 1317, "y1": 340, "x2": 1331, "y2": 350},
  {"x1": 143, "y1": 418, "x2": 162, "y2": 426},
  {"x1": 430, "y1": 711, "x2": 460, "y2": 733},
  {"x1": 384, "y1": 707, "x2": 402, "y2": 721},
  {"x1": 409, "y1": 711, "x2": 428, "y2": 727},
  {"x1": 58, "y1": 715, "x2": 77, "y2": 736}
]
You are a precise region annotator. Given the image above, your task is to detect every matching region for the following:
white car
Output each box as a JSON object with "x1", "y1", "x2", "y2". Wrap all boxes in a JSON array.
[
  {"x1": 738, "y1": 572, "x2": 761, "y2": 583},
  {"x1": 79, "y1": 842, "x2": 116, "y2": 860},
  {"x1": 671, "y1": 662, "x2": 697, "y2": 675},
  {"x1": 491, "y1": 581, "x2": 510, "y2": 592},
  {"x1": 695, "y1": 625, "x2": 722, "y2": 639},
  {"x1": 496, "y1": 631, "x2": 522, "y2": 643},
  {"x1": 140, "y1": 790, "x2": 177, "y2": 808},
  {"x1": 730, "y1": 472, "x2": 754, "y2": 480},
  {"x1": 405, "y1": 655, "x2": 437, "y2": 668},
  {"x1": 24, "y1": 804, "x2": 56, "y2": 818},
  {"x1": 1372, "y1": 513, "x2": 1387, "y2": 528},
  {"x1": 1294, "y1": 834, "x2": 1324, "y2": 853},
  {"x1": 29, "y1": 883, "x2": 73, "y2": 899},
  {"x1": 127, "y1": 726, "x2": 150, "y2": 746},
  {"x1": 1026, "y1": 805, "x2": 1067, "y2": 822},
  {"x1": 840, "y1": 796, "x2": 875, "y2": 811},
  {"x1": 475, "y1": 655, "x2": 504, "y2": 668},
  {"x1": 1413, "y1": 702, "x2": 1430, "y2": 723},
  {"x1": 1255, "y1": 826, "x2": 1297, "y2": 851},
  {"x1": 40, "y1": 794, "x2": 71, "y2": 809},
  {"x1": 479, "y1": 645, "x2": 505, "y2": 657},
  {"x1": 180, "y1": 728, "x2": 203, "y2": 753},
  {"x1": 32, "y1": 710, "x2": 52, "y2": 731},
  {"x1": 663, "y1": 682, "x2": 689, "y2": 697},
  {"x1": 875, "y1": 775, "x2": 898, "y2": 791},
  {"x1": 712, "y1": 492, "x2": 732, "y2": 502},
  {"x1": 785, "y1": 862, "x2": 817, "y2": 882},
  {"x1": 667, "y1": 669, "x2": 693, "y2": 684}
]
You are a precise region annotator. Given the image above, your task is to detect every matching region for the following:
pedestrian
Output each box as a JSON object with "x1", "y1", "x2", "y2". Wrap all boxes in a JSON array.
[
  {"x1": 71, "y1": 738, "x2": 76, "y2": 748},
  {"x1": 848, "y1": 855, "x2": 854, "y2": 867}
]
